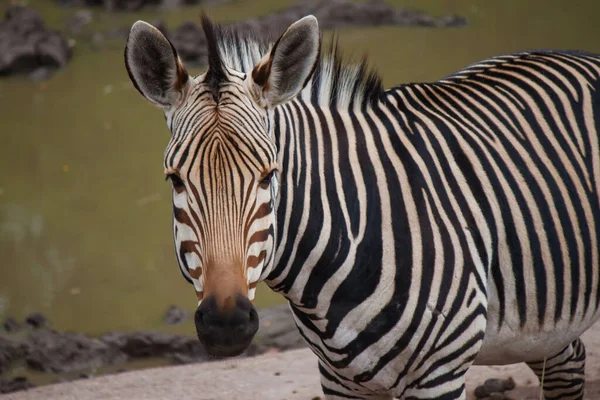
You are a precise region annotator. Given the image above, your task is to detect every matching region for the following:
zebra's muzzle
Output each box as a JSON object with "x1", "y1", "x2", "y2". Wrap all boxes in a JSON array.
[{"x1": 194, "y1": 294, "x2": 259, "y2": 357}]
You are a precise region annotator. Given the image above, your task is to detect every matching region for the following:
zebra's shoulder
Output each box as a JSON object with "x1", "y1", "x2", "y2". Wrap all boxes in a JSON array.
[{"x1": 438, "y1": 50, "x2": 600, "y2": 83}]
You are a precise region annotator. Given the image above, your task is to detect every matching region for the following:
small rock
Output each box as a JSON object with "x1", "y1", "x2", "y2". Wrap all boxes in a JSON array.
[
  {"x1": 483, "y1": 378, "x2": 507, "y2": 394},
  {"x1": 163, "y1": 305, "x2": 189, "y2": 325},
  {"x1": 474, "y1": 385, "x2": 487, "y2": 398},
  {"x1": 25, "y1": 312, "x2": 48, "y2": 328},
  {"x1": 0, "y1": 376, "x2": 35, "y2": 394},
  {"x1": 503, "y1": 377, "x2": 515, "y2": 390},
  {"x1": 3, "y1": 317, "x2": 21, "y2": 332},
  {"x1": 0, "y1": 5, "x2": 72, "y2": 76},
  {"x1": 65, "y1": 9, "x2": 93, "y2": 34},
  {"x1": 28, "y1": 67, "x2": 51, "y2": 82},
  {"x1": 475, "y1": 377, "x2": 516, "y2": 398}
]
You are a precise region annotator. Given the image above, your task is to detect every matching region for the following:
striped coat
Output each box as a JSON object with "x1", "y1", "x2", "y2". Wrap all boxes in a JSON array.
[{"x1": 125, "y1": 15, "x2": 600, "y2": 399}]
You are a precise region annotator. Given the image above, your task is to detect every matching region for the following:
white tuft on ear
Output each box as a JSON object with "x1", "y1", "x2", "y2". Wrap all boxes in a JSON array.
[
  {"x1": 125, "y1": 20, "x2": 191, "y2": 111},
  {"x1": 250, "y1": 15, "x2": 320, "y2": 108}
]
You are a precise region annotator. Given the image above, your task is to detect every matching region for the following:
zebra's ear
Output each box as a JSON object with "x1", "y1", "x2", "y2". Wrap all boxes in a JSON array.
[
  {"x1": 250, "y1": 15, "x2": 320, "y2": 108},
  {"x1": 125, "y1": 21, "x2": 191, "y2": 111}
]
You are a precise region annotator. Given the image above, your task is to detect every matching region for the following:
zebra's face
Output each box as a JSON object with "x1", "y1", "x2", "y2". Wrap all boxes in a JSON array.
[
  {"x1": 165, "y1": 80, "x2": 279, "y2": 304},
  {"x1": 125, "y1": 15, "x2": 319, "y2": 356},
  {"x1": 165, "y1": 85, "x2": 277, "y2": 356}
]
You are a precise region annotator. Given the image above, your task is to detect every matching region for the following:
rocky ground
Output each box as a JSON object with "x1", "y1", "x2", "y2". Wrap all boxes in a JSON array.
[
  {"x1": 1, "y1": 1, "x2": 467, "y2": 80},
  {"x1": 0, "y1": 305, "x2": 305, "y2": 394},
  {"x1": 2, "y1": 321, "x2": 600, "y2": 400},
  {"x1": 3, "y1": 308, "x2": 600, "y2": 399}
]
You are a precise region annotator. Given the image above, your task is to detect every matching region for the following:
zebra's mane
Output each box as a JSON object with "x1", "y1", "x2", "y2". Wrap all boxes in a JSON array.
[{"x1": 201, "y1": 16, "x2": 383, "y2": 108}]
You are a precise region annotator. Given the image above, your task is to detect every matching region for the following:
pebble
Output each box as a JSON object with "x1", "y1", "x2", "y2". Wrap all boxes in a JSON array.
[
  {"x1": 483, "y1": 378, "x2": 506, "y2": 393},
  {"x1": 163, "y1": 305, "x2": 189, "y2": 325},
  {"x1": 25, "y1": 312, "x2": 48, "y2": 329},
  {"x1": 3, "y1": 317, "x2": 21, "y2": 332},
  {"x1": 28, "y1": 67, "x2": 52, "y2": 82}
]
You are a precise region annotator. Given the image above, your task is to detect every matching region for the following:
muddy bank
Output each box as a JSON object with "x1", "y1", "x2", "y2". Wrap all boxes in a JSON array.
[
  {"x1": 1, "y1": 1, "x2": 467, "y2": 78},
  {"x1": 164, "y1": 0, "x2": 467, "y2": 65},
  {"x1": 0, "y1": 305, "x2": 304, "y2": 394},
  {"x1": 91, "y1": 0, "x2": 467, "y2": 64},
  {"x1": 55, "y1": 0, "x2": 233, "y2": 12},
  {"x1": 8, "y1": 321, "x2": 600, "y2": 399}
]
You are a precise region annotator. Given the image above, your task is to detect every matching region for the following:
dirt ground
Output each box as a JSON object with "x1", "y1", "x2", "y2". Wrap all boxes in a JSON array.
[{"x1": 2, "y1": 322, "x2": 600, "y2": 400}]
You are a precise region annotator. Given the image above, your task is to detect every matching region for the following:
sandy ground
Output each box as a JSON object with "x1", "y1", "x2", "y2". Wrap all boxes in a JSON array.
[{"x1": 2, "y1": 322, "x2": 600, "y2": 400}]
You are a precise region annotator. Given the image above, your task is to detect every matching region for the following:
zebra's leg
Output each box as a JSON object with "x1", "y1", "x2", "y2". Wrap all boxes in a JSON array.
[
  {"x1": 526, "y1": 338, "x2": 586, "y2": 400},
  {"x1": 319, "y1": 361, "x2": 392, "y2": 400}
]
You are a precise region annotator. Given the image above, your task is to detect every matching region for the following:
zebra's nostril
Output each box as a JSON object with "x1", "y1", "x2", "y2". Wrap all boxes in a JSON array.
[
  {"x1": 194, "y1": 305, "x2": 208, "y2": 331},
  {"x1": 195, "y1": 311, "x2": 203, "y2": 326},
  {"x1": 249, "y1": 308, "x2": 258, "y2": 323}
]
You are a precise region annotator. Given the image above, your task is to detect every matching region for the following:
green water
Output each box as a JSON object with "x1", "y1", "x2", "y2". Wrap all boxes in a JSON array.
[{"x1": 1, "y1": 0, "x2": 600, "y2": 337}]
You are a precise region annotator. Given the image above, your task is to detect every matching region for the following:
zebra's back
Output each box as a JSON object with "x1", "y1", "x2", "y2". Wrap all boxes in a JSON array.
[{"x1": 385, "y1": 51, "x2": 600, "y2": 365}]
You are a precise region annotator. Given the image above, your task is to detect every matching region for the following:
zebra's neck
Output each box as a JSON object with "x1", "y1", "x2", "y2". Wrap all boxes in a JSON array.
[{"x1": 265, "y1": 97, "x2": 397, "y2": 314}]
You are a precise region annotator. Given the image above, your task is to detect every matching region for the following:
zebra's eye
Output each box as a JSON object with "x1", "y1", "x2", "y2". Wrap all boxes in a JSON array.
[
  {"x1": 259, "y1": 170, "x2": 276, "y2": 189},
  {"x1": 167, "y1": 174, "x2": 185, "y2": 191}
]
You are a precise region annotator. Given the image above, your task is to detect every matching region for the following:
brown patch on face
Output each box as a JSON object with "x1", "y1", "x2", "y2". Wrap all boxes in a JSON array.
[
  {"x1": 245, "y1": 202, "x2": 273, "y2": 236},
  {"x1": 188, "y1": 266, "x2": 202, "y2": 280},
  {"x1": 246, "y1": 250, "x2": 266, "y2": 271},
  {"x1": 179, "y1": 240, "x2": 202, "y2": 279},
  {"x1": 203, "y1": 260, "x2": 247, "y2": 313}
]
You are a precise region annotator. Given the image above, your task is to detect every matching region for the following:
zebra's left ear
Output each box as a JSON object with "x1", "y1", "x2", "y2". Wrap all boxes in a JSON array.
[
  {"x1": 250, "y1": 15, "x2": 320, "y2": 108},
  {"x1": 125, "y1": 20, "x2": 191, "y2": 111}
]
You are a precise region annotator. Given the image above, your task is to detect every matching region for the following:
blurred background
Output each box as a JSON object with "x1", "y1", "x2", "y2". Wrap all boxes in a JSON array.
[{"x1": 1, "y1": 0, "x2": 600, "y2": 389}]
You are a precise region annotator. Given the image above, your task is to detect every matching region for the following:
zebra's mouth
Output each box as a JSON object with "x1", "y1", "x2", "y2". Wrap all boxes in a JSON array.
[{"x1": 194, "y1": 295, "x2": 259, "y2": 358}]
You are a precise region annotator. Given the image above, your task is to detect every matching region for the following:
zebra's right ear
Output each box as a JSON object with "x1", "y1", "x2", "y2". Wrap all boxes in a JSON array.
[
  {"x1": 125, "y1": 21, "x2": 191, "y2": 111},
  {"x1": 250, "y1": 15, "x2": 320, "y2": 108}
]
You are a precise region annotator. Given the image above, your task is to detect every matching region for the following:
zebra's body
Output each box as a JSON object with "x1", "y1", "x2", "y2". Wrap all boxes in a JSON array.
[
  {"x1": 268, "y1": 50, "x2": 600, "y2": 398},
  {"x1": 125, "y1": 16, "x2": 600, "y2": 399}
]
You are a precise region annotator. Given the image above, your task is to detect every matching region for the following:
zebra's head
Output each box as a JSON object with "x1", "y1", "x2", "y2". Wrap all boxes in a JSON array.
[{"x1": 124, "y1": 16, "x2": 320, "y2": 356}]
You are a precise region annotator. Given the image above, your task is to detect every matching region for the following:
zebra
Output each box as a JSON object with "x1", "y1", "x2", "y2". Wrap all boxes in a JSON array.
[{"x1": 124, "y1": 14, "x2": 600, "y2": 400}]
